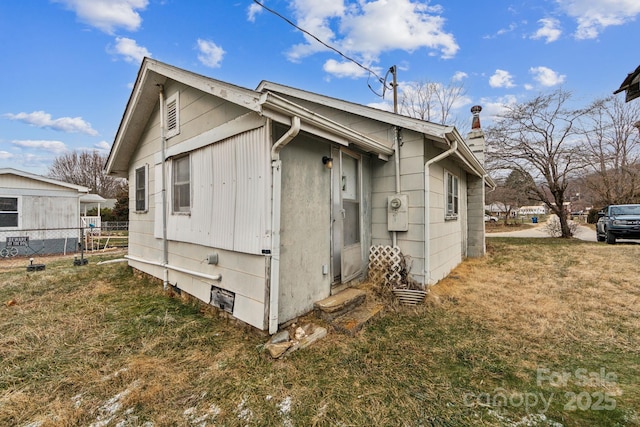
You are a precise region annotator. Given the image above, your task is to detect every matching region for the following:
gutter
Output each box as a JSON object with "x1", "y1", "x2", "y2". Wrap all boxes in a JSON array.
[
  {"x1": 423, "y1": 135, "x2": 458, "y2": 287},
  {"x1": 260, "y1": 92, "x2": 393, "y2": 159},
  {"x1": 268, "y1": 115, "x2": 301, "y2": 334}
]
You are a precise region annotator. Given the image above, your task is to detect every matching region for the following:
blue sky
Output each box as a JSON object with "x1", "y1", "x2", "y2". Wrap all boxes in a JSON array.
[{"x1": 1, "y1": 0, "x2": 639, "y2": 175}]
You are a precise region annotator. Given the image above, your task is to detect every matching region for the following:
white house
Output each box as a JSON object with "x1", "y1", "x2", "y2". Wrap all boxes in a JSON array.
[
  {"x1": 105, "y1": 58, "x2": 494, "y2": 333},
  {"x1": 518, "y1": 205, "x2": 549, "y2": 216},
  {"x1": 0, "y1": 168, "x2": 90, "y2": 255}
]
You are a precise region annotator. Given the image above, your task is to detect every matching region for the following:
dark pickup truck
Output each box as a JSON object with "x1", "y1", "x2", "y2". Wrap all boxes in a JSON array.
[{"x1": 596, "y1": 204, "x2": 640, "y2": 244}]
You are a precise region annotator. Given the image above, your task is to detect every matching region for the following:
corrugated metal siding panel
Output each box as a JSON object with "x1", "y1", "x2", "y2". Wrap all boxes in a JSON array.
[
  {"x1": 233, "y1": 127, "x2": 271, "y2": 253},
  {"x1": 198, "y1": 138, "x2": 236, "y2": 249},
  {"x1": 167, "y1": 127, "x2": 271, "y2": 255}
]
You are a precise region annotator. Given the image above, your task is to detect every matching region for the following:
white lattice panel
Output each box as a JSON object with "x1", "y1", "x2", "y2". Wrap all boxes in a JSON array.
[{"x1": 368, "y1": 245, "x2": 403, "y2": 288}]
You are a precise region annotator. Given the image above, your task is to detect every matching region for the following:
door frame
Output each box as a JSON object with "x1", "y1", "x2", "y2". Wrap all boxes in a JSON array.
[{"x1": 330, "y1": 147, "x2": 363, "y2": 286}]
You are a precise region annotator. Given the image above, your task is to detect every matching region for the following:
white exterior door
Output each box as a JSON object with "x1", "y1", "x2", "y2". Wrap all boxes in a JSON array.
[{"x1": 331, "y1": 149, "x2": 362, "y2": 284}]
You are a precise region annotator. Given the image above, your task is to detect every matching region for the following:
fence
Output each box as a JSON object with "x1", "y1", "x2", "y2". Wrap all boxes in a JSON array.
[{"x1": 0, "y1": 224, "x2": 128, "y2": 259}]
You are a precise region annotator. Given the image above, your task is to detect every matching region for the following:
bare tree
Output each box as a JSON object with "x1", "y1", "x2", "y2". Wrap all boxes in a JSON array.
[
  {"x1": 48, "y1": 150, "x2": 126, "y2": 198},
  {"x1": 398, "y1": 78, "x2": 468, "y2": 131},
  {"x1": 486, "y1": 89, "x2": 591, "y2": 238},
  {"x1": 578, "y1": 96, "x2": 640, "y2": 206}
]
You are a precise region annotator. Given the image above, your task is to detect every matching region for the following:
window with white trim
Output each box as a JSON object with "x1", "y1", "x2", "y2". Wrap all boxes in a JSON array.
[
  {"x1": 165, "y1": 91, "x2": 180, "y2": 138},
  {"x1": 0, "y1": 197, "x2": 19, "y2": 227},
  {"x1": 445, "y1": 171, "x2": 459, "y2": 219},
  {"x1": 135, "y1": 165, "x2": 148, "y2": 212},
  {"x1": 172, "y1": 155, "x2": 190, "y2": 213}
]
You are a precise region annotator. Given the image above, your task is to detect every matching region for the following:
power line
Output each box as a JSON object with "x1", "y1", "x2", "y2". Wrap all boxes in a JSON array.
[{"x1": 252, "y1": 0, "x2": 392, "y2": 97}]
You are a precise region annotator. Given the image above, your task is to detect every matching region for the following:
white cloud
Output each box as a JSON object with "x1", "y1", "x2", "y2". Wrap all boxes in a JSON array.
[
  {"x1": 489, "y1": 70, "x2": 515, "y2": 88},
  {"x1": 452, "y1": 71, "x2": 468, "y2": 82},
  {"x1": 285, "y1": 0, "x2": 458, "y2": 73},
  {"x1": 286, "y1": 2, "x2": 347, "y2": 62},
  {"x1": 4, "y1": 111, "x2": 98, "y2": 136},
  {"x1": 531, "y1": 18, "x2": 562, "y2": 43},
  {"x1": 322, "y1": 59, "x2": 369, "y2": 78},
  {"x1": 0, "y1": 151, "x2": 13, "y2": 160},
  {"x1": 247, "y1": 2, "x2": 263, "y2": 22},
  {"x1": 483, "y1": 22, "x2": 517, "y2": 39},
  {"x1": 197, "y1": 39, "x2": 225, "y2": 68},
  {"x1": 112, "y1": 37, "x2": 150, "y2": 63},
  {"x1": 53, "y1": 0, "x2": 148, "y2": 34},
  {"x1": 94, "y1": 141, "x2": 111, "y2": 151},
  {"x1": 366, "y1": 100, "x2": 394, "y2": 112},
  {"x1": 530, "y1": 66, "x2": 566, "y2": 86},
  {"x1": 556, "y1": 0, "x2": 640, "y2": 39},
  {"x1": 524, "y1": 83, "x2": 534, "y2": 90},
  {"x1": 480, "y1": 95, "x2": 519, "y2": 122},
  {"x1": 11, "y1": 140, "x2": 68, "y2": 154}
]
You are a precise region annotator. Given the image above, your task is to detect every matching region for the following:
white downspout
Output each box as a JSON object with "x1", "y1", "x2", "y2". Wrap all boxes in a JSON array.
[
  {"x1": 269, "y1": 116, "x2": 301, "y2": 334},
  {"x1": 423, "y1": 136, "x2": 458, "y2": 287},
  {"x1": 158, "y1": 86, "x2": 169, "y2": 290}
]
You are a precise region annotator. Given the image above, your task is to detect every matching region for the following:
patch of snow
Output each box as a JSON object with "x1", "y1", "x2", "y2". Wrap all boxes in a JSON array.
[
  {"x1": 279, "y1": 396, "x2": 293, "y2": 427},
  {"x1": 279, "y1": 396, "x2": 292, "y2": 415},
  {"x1": 488, "y1": 410, "x2": 564, "y2": 427},
  {"x1": 89, "y1": 381, "x2": 139, "y2": 427},
  {"x1": 71, "y1": 393, "x2": 83, "y2": 408},
  {"x1": 236, "y1": 397, "x2": 253, "y2": 423},
  {"x1": 183, "y1": 403, "x2": 221, "y2": 426}
]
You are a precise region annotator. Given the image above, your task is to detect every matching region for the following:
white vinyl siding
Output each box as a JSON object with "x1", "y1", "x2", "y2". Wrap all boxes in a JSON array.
[
  {"x1": 445, "y1": 170, "x2": 459, "y2": 220},
  {"x1": 165, "y1": 91, "x2": 180, "y2": 138}
]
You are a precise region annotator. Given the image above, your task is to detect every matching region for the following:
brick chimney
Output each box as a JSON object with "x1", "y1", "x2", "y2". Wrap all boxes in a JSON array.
[{"x1": 467, "y1": 105, "x2": 485, "y2": 165}]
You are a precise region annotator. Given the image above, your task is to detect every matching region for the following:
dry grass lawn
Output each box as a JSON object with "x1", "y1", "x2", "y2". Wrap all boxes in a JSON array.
[{"x1": 1, "y1": 240, "x2": 639, "y2": 426}]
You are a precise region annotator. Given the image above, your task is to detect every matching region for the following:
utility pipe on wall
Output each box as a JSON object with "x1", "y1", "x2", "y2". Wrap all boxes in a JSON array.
[
  {"x1": 423, "y1": 136, "x2": 458, "y2": 287},
  {"x1": 269, "y1": 116, "x2": 301, "y2": 334},
  {"x1": 391, "y1": 66, "x2": 401, "y2": 248},
  {"x1": 158, "y1": 85, "x2": 169, "y2": 290},
  {"x1": 125, "y1": 255, "x2": 222, "y2": 282},
  {"x1": 392, "y1": 126, "x2": 401, "y2": 248}
]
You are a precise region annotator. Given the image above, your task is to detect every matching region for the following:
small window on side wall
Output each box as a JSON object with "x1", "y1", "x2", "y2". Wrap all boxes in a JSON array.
[
  {"x1": 135, "y1": 165, "x2": 148, "y2": 212},
  {"x1": 172, "y1": 155, "x2": 190, "y2": 214},
  {"x1": 165, "y1": 91, "x2": 180, "y2": 138},
  {"x1": 0, "y1": 197, "x2": 19, "y2": 227},
  {"x1": 445, "y1": 171, "x2": 459, "y2": 220}
]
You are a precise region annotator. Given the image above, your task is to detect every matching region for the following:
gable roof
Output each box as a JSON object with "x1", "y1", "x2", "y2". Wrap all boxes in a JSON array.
[
  {"x1": 107, "y1": 58, "x2": 399, "y2": 177},
  {"x1": 80, "y1": 193, "x2": 107, "y2": 203},
  {"x1": 614, "y1": 64, "x2": 640, "y2": 102},
  {"x1": 0, "y1": 168, "x2": 90, "y2": 193},
  {"x1": 106, "y1": 58, "x2": 489, "y2": 182}
]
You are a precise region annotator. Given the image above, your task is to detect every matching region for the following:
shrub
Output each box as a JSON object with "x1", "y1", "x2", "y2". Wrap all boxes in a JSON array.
[
  {"x1": 544, "y1": 215, "x2": 578, "y2": 237},
  {"x1": 587, "y1": 207, "x2": 602, "y2": 224}
]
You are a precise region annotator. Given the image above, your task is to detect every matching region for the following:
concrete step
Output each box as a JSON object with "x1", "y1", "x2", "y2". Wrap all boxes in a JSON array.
[
  {"x1": 331, "y1": 301, "x2": 384, "y2": 336},
  {"x1": 314, "y1": 288, "x2": 366, "y2": 322}
]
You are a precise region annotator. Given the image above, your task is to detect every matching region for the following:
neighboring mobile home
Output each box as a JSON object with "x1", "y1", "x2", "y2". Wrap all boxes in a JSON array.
[
  {"x1": 0, "y1": 168, "x2": 90, "y2": 255},
  {"x1": 105, "y1": 58, "x2": 493, "y2": 333}
]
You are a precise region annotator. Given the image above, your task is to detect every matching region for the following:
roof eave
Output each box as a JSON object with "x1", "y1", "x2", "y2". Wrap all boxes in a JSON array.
[
  {"x1": 260, "y1": 91, "x2": 394, "y2": 159},
  {"x1": 0, "y1": 168, "x2": 90, "y2": 193},
  {"x1": 106, "y1": 58, "x2": 264, "y2": 177}
]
